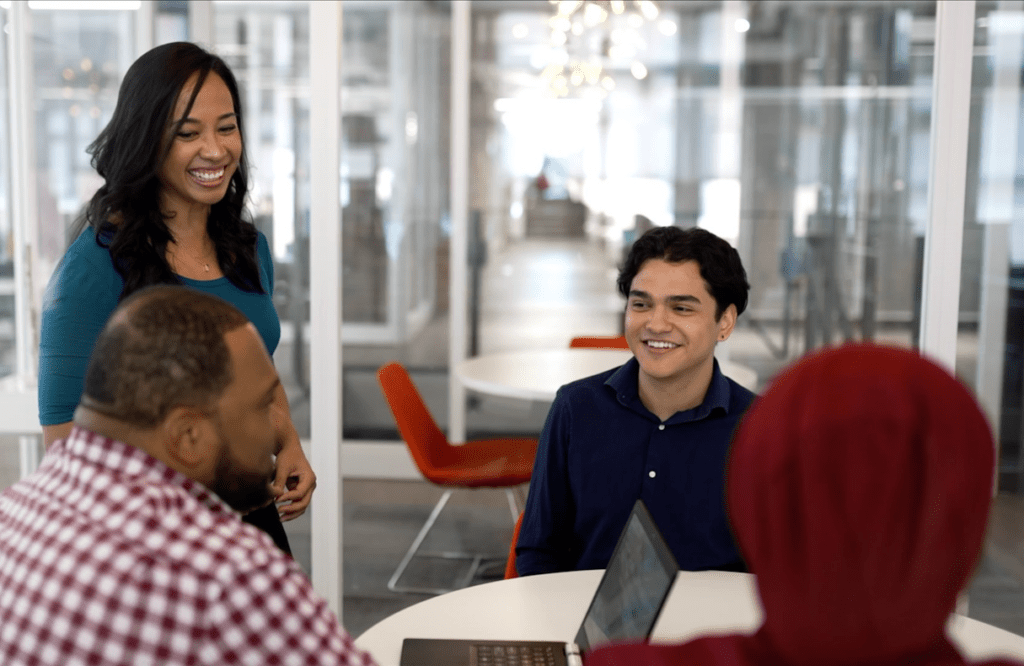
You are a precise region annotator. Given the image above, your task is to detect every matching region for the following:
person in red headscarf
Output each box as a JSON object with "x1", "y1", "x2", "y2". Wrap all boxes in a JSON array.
[{"x1": 586, "y1": 343, "x2": 1021, "y2": 666}]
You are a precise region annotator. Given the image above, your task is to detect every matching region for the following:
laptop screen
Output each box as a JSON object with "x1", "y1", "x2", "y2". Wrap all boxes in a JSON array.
[{"x1": 572, "y1": 499, "x2": 679, "y2": 653}]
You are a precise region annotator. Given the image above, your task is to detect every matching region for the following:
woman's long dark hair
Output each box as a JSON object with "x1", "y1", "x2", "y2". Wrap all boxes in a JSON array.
[{"x1": 72, "y1": 41, "x2": 263, "y2": 300}]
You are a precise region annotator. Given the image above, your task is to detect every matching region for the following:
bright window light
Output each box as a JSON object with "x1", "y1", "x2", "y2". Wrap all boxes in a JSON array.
[
  {"x1": 698, "y1": 178, "x2": 741, "y2": 243},
  {"x1": 735, "y1": 18, "x2": 751, "y2": 33},
  {"x1": 658, "y1": 19, "x2": 677, "y2": 36},
  {"x1": 630, "y1": 62, "x2": 648, "y2": 79}
]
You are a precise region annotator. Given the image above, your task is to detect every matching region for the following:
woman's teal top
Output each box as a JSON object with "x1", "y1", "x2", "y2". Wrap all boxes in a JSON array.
[{"x1": 38, "y1": 227, "x2": 280, "y2": 425}]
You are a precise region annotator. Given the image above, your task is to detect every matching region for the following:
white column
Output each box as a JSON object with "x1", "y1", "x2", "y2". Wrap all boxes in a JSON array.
[
  {"x1": 7, "y1": 1, "x2": 42, "y2": 476},
  {"x1": 135, "y1": 0, "x2": 154, "y2": 56},
  {"x1": 6, "y1": 0, "x2": 36, "y2": 385},
  {"x1": 188, "y1": 0, "x2": 213, "y2": 49},
  {"x1": 309, "y1": 0, "x2": 344, "y2": 619},
  {"x1": 448, "y1": 0, "x2": 470, "y2": 443},
  {"x1": 918, "y1": 0, "x2": 976, "y2": 371}
]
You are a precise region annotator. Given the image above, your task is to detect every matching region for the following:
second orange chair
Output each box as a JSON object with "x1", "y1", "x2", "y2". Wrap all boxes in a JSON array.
[
  {"x1": 377, "y1": 362, "x2": 538, "y2": 594},
  {"x1": 569, "y1": 335, "x2": 629, "y2": 349}
]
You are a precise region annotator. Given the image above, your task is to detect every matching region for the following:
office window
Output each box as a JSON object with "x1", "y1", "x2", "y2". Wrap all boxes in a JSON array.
[{"x1": 959, "y1": 3, "x2": 1024, "y2": 492}]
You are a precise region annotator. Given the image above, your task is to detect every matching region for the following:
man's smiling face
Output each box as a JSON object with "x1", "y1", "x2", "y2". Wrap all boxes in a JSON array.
[{"x1": 624, "y1": 258, "x2": 736, "y2": 390}]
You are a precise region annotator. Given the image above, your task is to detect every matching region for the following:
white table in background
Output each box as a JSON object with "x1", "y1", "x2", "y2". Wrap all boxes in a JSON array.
[
  {"x1": 456, "y1": 349, "x2": 758, "y2": 401},
  {"x1": 355, "y1": 570, "x2": 1024, "y2": 666},
  {"x1": 0, "y1": 375, "x2": 42, "y2": 479}
]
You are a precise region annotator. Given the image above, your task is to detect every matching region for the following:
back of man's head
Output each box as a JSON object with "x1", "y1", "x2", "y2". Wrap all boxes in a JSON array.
[
  {"x1": 82, "y1": 285, "x2": 250, "y2": 428},
  {"x1": 617, "y1": 226, "x2": 749, "y2": 319}
]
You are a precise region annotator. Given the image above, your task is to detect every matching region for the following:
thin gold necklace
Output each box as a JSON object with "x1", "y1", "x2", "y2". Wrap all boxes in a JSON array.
[{"x1": 171, "y1": 242, "x2": 213, "y2": 273}]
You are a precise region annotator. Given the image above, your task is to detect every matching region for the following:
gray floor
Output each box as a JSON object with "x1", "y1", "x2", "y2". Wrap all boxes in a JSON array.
[{"x1": 283, "y1": 479, "x2": 519, "y2": 638}]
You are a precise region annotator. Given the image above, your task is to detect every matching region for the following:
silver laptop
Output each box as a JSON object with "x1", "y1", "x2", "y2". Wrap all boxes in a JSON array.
[{"x1": 398, "y1": 498, "x2": 679, "y2": 666}]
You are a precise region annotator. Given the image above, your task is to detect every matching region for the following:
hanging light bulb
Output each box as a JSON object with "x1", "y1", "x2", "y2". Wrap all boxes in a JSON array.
[
  {"x1": 557, "y1": 0, "x2": 583, "y2": 17},
  {"x1": 636, "y1": 0, "x2": 659, "y2": 20},
  {"x1": 549, "y1": 15, "x2": 571, "y2": 32},
  {"x1": 582, "y1": 2, "x2": 608, "y2": 27}
]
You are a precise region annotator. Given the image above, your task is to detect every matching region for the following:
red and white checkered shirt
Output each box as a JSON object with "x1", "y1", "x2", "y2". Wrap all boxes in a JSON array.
[{"x1": 0, "y1": 426, "x2": 377, "y2": 666}]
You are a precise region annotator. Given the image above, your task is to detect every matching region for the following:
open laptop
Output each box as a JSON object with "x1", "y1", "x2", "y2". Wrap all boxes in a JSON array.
[{"x1": 399, "y1": 498, "x2": 679, "y2": 666}]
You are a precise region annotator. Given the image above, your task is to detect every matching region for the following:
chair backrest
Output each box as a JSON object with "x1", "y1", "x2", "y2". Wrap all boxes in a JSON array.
[
  {"x1": 377, "y1": 362, "x2": 453, "y2": 477},
  {"x1": 569, "y1": 335, "x2": 629, "y2": 349},
  {"x1": 505, "y1": 511, "x2": 524, "y2": 579}
]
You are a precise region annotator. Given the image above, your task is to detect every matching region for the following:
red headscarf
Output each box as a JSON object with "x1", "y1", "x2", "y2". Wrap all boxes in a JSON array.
[{"x1": 587, "y1": 344, "x2": 1017, "y2": 666}]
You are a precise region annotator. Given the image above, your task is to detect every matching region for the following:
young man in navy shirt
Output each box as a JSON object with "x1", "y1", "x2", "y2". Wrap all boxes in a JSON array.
[{"x1": 516, "y1": 226, "x2": 754, "y2": 575}]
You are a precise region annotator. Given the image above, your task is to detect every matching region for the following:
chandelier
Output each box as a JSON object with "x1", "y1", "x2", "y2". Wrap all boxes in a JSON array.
[{"x1": 542, "y1": 0, "x2": 662, "y2": 98}]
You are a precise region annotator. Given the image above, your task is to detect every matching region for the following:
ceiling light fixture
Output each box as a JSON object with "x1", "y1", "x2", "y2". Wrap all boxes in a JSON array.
[{"x1": 539, "y1": 0, "x2": 661, "y2": 97}]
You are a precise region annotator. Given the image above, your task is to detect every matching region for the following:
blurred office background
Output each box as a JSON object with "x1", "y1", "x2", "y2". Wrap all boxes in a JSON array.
[{"x1": 1, "y1": 0, "x2": 1024, "y2": 637}]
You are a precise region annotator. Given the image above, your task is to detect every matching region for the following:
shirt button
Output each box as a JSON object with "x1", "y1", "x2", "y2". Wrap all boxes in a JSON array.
[
  {"x1": 658, "y1": 424, "x2": 665, "y2": 431},
  {"x1": 649, "y1": 470, "x2": 656, "y2": 478}
]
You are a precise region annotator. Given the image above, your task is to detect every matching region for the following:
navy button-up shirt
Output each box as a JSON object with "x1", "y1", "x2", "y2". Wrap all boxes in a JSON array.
[{"x1": 516, "y1": 357, "x2": 755, "y2": 575}]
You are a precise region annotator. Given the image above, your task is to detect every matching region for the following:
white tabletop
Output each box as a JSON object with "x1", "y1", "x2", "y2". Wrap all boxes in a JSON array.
[
  {"x1": 456, "y1": 349, "x2": 758, "y2": 401},
  {"x1": 355, "y1": 570, "x2": 1024, "y2": 666}
]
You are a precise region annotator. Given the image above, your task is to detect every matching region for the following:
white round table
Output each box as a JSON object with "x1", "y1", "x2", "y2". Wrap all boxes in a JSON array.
[
  {"x1": 456, "y1": 350, "x2": 758, "y2": 401},
  {"x1": 354, "y1": 570, "x2": 1024, "y2": 666}
]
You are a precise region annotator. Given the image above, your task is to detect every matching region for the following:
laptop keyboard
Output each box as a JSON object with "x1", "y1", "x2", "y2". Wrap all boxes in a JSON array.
[{"x1": 474, "y1": 644, "x2": 560, "y2": 666}]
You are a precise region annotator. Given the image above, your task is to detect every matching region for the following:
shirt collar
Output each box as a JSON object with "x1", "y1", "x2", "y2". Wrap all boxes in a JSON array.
[
  {"x1": 605, "y1": 356, "x2": 732, "y2": 423},
  {"x1": 61, "y1": 425, "x2": 236, "y2": 516}
]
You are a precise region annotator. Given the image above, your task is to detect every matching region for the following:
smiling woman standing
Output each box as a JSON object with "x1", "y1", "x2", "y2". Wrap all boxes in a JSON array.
[{"x1": 37, "y1": 42, "x2": 314, "y2": 555}]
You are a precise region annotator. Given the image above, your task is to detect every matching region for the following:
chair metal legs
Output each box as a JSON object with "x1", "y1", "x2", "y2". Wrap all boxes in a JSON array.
[{"x1": 387, "y1": 487, "x2": 522, "y2": 595}]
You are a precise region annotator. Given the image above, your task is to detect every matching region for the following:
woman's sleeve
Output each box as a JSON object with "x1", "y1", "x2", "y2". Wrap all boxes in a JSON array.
[{"x1": 37, "y1": 246, "x2": 121, "y2": 425}]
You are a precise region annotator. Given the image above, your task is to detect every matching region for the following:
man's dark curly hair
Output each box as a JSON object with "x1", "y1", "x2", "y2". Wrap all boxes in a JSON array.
[
  {"x1": 82, "y1": 286, "x2": 250, "y2": 428},
  {"x1": 71, "y1": 41, "x2": 262, "y2": 301},
  {"x1": 617, "y1": 226, "x2": 749, "y2": 320}
]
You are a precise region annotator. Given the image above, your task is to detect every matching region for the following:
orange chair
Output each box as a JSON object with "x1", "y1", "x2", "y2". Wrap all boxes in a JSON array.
[
  {"x1": 377, "y1": 362, "x2": 538, "y2": 594},
  {"x1": 569, "y1": 335, "x2": 629, "y2": 349},
  {"x1": 505, "y1": 511, "x2": 524, "y2": 579}
]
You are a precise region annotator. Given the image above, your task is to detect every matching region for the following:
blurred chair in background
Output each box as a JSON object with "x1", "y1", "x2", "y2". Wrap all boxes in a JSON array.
[
  {"x1": 377, "y1": 362, "x2": 537, "y2": 594},
  {"x1": 505, "y1": 512, "x2": 524, "y2": 580},
  {"x1": 568, "y1": 335, "x2": 629, "y2": 349}
]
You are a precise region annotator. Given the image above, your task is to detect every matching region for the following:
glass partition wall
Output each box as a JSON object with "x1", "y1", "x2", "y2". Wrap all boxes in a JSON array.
[
  {"x1": 471, "y1": 1, "x2": 939, "y2": 388},
  {"x1": 959, "y1": 1, "x2": 1024, "y2": 493}
]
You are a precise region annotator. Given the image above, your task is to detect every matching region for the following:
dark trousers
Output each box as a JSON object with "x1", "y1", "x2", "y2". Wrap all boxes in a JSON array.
[{"x1": 243, "y1": 503, "x2": 292, "y2": 556}]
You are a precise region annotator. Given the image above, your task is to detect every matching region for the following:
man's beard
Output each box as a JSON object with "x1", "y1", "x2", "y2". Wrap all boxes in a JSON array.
[{"x1": 209, "y1": 440, "x2": 276, "y2": 515}]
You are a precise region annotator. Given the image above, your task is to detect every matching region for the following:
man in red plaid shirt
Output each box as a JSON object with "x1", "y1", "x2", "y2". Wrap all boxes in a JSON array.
[{"x1": 0, "y1": 286, "x2": 376, "y2": 666}]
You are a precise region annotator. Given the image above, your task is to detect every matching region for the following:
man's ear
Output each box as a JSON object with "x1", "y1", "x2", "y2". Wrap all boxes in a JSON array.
[
  {"x1": 717, "y1": 303, "x2": 738, "y2": 342},
  {"x1": 162, "y1": 407, "x2": 216, "y2": 471}
]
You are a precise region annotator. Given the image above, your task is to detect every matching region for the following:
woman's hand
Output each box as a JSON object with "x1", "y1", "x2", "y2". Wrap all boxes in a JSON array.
[
  {"x1": 273, "y1": 434, "x2": 317, "y2": 521},
  {"x1": 270, "y1": 384, "x2": 316, "y2": 521}
]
